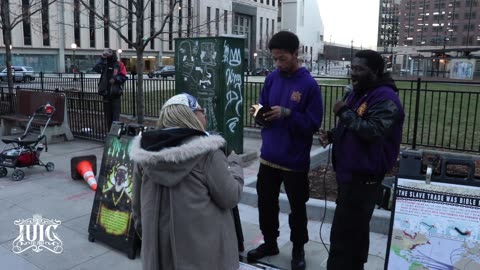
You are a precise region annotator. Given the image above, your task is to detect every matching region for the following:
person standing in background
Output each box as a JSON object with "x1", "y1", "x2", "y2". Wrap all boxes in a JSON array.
[
  {"x1": 247, "y1": 31, "x2": 323, "y2": 270},
  {"x1": 93, "y1": 49, "x2": 127, "y2": 130}
]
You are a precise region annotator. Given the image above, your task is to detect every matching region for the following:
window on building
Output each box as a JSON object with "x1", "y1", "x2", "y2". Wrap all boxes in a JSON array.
[
  {"x1": 466, "y1": 0, "x2": 478, "y2": 7},
  {"x1": 187, "y1": 0, "x2": 193, "y2": 37},
  {"x1": 272, "y1": 20, "x2": 275, "y2": 36},
  {"x1": 207, "y1": 7, "x2": 211, "y2": 36},
  {"x1": 233, "y1": 14, "x2": 251, "y2": 61},
  {"x1": 215, "y1": 8, "x2": 220, "y2": 36},
  {"x1": 22, "y1": 0, "x2": 32, "y2": 46},
  {"x1": 260, "y1": 17, "x2": 263, "y2": 49},
  {"x1": 462, "y1": 36, "x2": 474, "y2": 45},
  {"x1": 169, "y1": 0, "x2": 173, "y2": 49},
  {"x1": 463, "y1": 24, "x2": 475, "y2": 31},
  {"x1": 178, "y1": 1, "x2": 183, "y2": 38},
  {"x1": 176, "y1": 1, "x2": 183, "y2": 38},
  {"x1": 266, "y1": 18, "x2": 269, "y2": 44},
  {"x1": 128, "y1": 0, "x2": 133, "y2": 49},
  {"x1": 465, "y1": 12, "x2": 476, "y2": 19},
  {"x1": 89, "y1": 0, "x2": 95, "y2": 48},
  {"x1": 104, "y1": 0, "x2": 110, "y2": 48},
  {"x1": 273, "y1": 0, "x2": 276, "y2": 7},
  {"x1": 150, "y1": 0, "x2": 155, "y2": 49},
  {"x1": 267, "y1": 0, "x2": 270, "y2": 5},
  {"x1": 74, "y1": 0, "x2": 81, "y2": 47},
  {"x1": 224, "y1": 10, "x2": 228, "y2": 34},
  {"x1": 41, "y1": 0, "x2": 50, "y2": 46},
  {"x1": 300, "y1": 0, "x2": 305, "y2": 26}
]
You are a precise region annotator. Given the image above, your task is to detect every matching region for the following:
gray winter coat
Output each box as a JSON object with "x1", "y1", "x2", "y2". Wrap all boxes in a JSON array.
[{"x1": 130, "y1": 131, "x2": 243, "y2": 270}]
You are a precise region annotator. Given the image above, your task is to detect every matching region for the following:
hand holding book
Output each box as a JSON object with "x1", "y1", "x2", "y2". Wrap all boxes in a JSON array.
[{"x1": 251, "y1": 104, "x2": 272, "y2": 127}]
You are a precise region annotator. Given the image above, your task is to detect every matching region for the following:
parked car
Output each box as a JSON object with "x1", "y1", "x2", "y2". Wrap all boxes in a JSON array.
[
  {"x1": 0, "y1": 66, "x2": 35, "y2": 82},
  {"x1": 147, "y1": 65, "x2": 165, "y2": 78},
  {"x1": 254, "y1": 67, "x2": 270, "y2": 76},
  {"x1": 158, "y1": 65, "x2": 175, "y2": 78}
]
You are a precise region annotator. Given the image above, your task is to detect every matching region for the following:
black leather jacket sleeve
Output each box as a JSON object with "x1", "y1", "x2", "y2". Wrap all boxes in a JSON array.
[{"x1": 337, "y1": 99, "x2": 401, "y2": 142}]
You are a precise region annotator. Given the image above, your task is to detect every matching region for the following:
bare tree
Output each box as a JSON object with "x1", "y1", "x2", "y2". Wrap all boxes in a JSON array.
[
  {"x1": 0, "y1": 0, "x2": 57, "y2": 93},
  {"x1": 77, "y1": 0, "x2": 183, "y2": 124}
]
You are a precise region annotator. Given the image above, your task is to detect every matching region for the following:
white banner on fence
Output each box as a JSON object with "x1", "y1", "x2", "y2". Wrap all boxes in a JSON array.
[{"x1": 448, "y1": 59, "x2": 476, "y2": 80}]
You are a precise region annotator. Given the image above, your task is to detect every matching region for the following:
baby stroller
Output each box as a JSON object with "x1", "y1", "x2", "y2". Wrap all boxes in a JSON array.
[{"x1": 0, "y1": 103, "x2": 55, "y2": 181}]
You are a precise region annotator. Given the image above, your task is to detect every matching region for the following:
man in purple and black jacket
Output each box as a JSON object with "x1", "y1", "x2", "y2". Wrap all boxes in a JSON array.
[
  {"x1": 320, "y1": 50, "x2": 405, "y2": 270},
  {"x1": 247, "y1": 31, "x2": 323, "y2": 270}
]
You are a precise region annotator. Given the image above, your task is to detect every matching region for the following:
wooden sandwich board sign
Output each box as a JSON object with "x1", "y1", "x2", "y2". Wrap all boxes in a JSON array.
[{"x1": 87, "y1": 122, "x2": 147, "y2": 259}]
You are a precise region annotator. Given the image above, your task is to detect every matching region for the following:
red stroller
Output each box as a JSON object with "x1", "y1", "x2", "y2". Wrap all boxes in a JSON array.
[{"x1": 0, "y1": 103, "x2": 55, "y2": 181}]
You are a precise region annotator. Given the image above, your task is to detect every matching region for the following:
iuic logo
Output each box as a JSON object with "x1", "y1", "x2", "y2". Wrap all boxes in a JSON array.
[{"x1": 12, "y1": 214, "x2": 63, "y2": 254}]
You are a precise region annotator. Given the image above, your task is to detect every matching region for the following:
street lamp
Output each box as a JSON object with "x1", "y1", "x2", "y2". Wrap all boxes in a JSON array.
[
  {"x1": 117, "y1": 49, "x2": 122, "y2": 59},
  {"x1": 253, "y1": 52, "x2": 258, "y2": 73},
  {"x1": 342, "y1": 57, "x2": 345, "y2": 70},
  {"x1": 71, "y1": 43, "x2": 77, "y2": 80}
]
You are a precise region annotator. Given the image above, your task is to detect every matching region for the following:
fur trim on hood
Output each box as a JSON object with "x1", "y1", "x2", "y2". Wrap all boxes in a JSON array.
[{"x1": 129, "y1": 130, "x2": 226, "y2": 165}]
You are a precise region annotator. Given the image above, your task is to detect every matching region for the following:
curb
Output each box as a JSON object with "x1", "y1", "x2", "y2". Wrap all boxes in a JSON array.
[{"x1": 241, "y1": 181, "x2": 392, "y2": 235}]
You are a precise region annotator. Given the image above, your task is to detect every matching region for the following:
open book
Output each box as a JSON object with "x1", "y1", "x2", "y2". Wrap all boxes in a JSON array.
[{"x1": 251, "y1": 104, "x2": 272, "y2": 127}]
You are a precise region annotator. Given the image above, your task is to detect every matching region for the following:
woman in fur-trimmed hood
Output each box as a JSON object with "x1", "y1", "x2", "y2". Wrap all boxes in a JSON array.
[{"x1": 130, "y1": 93, "x2": 244, "y2": 270}]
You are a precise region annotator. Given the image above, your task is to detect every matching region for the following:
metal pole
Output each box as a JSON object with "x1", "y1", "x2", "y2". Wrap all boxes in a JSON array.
[
  {"x1": 73, "y1": 48, "x2": 77, "y2": 81},
  {"x1": 412, "y1": 78, "x2": 422, "y2": 149},
  {"x1": 350, "y1": 40, "x2": 353, "y2": 62},
  {"x1": 132, "y1": 73, "x2": 136, "y2": 117}
]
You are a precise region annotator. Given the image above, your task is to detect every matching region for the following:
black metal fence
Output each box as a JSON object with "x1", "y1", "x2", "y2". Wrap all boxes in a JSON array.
[{"x1": 0, "y1": 73, "x2": 479, "y2": 152}]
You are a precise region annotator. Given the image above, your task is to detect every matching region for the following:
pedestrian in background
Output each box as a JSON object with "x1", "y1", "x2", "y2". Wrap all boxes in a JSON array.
[
  {"x1": 247, "y1": 31, "x2": 323, "y2": 270},
  {"x1": 319, "y1": 49, "x2": 405, "y2": 270},
  {"x1": 130, "y1": 93, "x2": 244, "y2": 270},
  {"x1": 93, "y1": 48, "x2": 127, "y2": 130}
]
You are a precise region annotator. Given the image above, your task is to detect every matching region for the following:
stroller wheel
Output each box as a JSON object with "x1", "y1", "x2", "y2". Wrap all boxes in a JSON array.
[
  {"x1": 12, "y1": 169, "x2": 25, "y2": 181},
  {"x1": 0, "y1": 167, "x2": 7, "y2": 178},
  {"x1": 46, "y1": 162, "x2": 55, "y2": 172}
]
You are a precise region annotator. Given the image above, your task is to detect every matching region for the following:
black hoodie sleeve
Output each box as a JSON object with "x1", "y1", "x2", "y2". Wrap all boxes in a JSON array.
[{"x1": 338, "y1": 99, "x2": 402, "y2": 142}]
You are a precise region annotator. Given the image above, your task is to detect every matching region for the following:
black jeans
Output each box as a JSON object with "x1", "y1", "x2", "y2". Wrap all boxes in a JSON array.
[
  {"x1": 327, "y1": 180, "x2": 381, "y2": 270},
  {"x1": 256, "y1": 163, "x2": 309, "y2": 246},
  {"x1": 103, "y1": 96, "x2": 121, "y2": 130}
]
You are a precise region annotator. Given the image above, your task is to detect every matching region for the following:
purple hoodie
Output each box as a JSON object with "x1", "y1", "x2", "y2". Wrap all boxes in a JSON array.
[{"x1": 259, "y1": 67, "x2": 323, "y2": 171}]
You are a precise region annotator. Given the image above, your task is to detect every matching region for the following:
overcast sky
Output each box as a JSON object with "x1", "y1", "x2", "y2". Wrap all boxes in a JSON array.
[{"x1": 317, "y1": 0, "x2": 380, "y2": 49}]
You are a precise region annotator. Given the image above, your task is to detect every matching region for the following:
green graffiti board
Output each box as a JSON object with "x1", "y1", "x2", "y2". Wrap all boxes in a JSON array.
[{"x1": 175, "y1": 36, "x2": 245, "y2": 154}]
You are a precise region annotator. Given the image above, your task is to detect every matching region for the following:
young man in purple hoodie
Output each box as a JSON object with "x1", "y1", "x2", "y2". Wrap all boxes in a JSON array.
[
  {"x1": 320, "y1": 50, "x2": 405, "y2": 270},
  {"x1": 247, "y1": 31, "x2": 323, "y2": 270}
]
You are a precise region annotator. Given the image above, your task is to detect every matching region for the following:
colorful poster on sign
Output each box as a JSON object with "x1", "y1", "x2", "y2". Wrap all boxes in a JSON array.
[
  {"x1": 386, "y1": 178, "x2": 480, "y2": 270},
  {"x1": 95, "y1": 137, "x2": 134, "y2": 236}
]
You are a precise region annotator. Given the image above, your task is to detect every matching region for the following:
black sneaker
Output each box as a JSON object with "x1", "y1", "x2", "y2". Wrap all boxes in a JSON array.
[
  {"x1": 246, "y1": 243, "x2": 280, "y2": 262},
  {"x1": 291, "y1": 247, "x2": 306, "y2": 270}
]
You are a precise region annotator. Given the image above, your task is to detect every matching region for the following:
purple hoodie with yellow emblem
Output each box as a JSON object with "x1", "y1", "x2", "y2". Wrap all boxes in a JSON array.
[{"x1": 259, "y1": 67, "x2": 323, "y2": 172}]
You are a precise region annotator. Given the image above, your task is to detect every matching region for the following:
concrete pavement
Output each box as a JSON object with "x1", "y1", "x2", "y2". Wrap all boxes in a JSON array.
[{"x1": 0, "y1": 133, "x2": 390, "y2": 270}]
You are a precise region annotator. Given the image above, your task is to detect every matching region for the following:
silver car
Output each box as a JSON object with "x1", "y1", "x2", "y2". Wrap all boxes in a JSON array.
[{"x1": 0, "y1": 66, "x2": 36, "y2": 82}]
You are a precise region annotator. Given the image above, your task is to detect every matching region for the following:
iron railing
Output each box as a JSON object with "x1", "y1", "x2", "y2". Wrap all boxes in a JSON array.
[{"x1": 0, "y1": 74, "x2": 478, "y2": 152}]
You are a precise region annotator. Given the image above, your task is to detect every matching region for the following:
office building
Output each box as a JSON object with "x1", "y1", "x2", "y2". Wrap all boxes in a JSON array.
[
  {"x1": 0, "y1": 0, "x2": 277, "y2": 73},
  {"x1": 378, "y1": 0, "x2": 480, "y2": 78}
]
